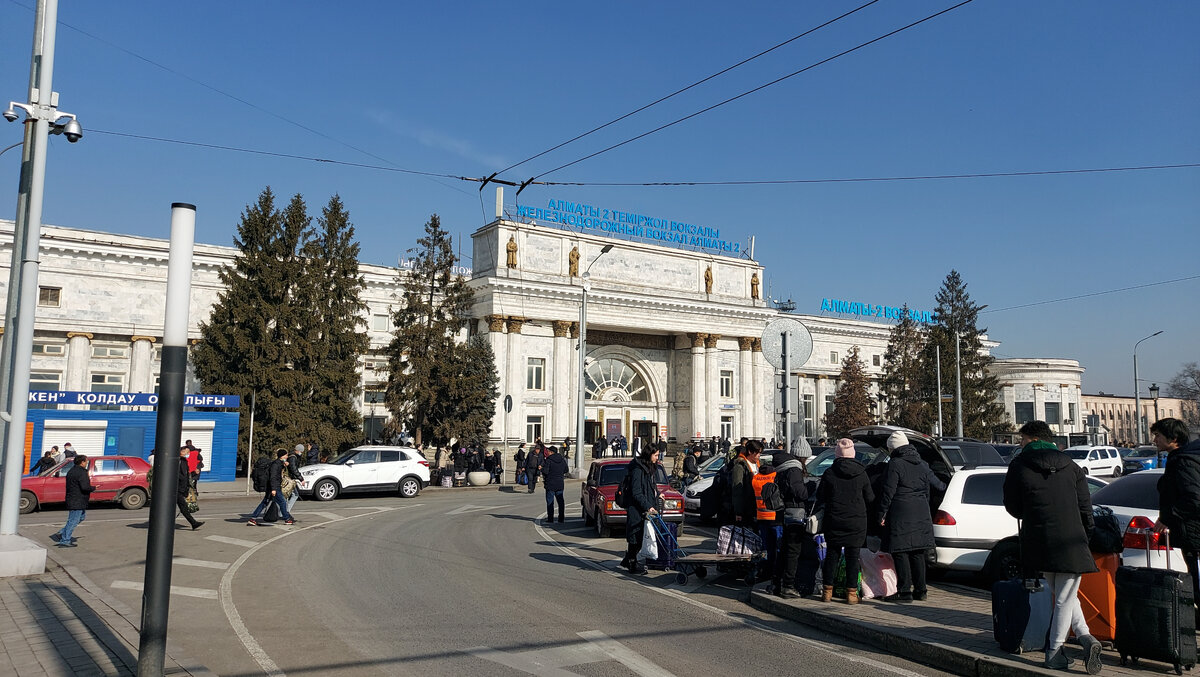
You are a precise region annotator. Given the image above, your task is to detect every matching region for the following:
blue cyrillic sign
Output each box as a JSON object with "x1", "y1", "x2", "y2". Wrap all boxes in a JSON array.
[
  {"x1": 28, "y1": 391, "x2": 240, "y2": 408},
  {"x1": 820, "y1": 298, "x2": 936, "y2": 324},
  {"x1": 517, "y1": 199, "x2": 741, "y2": 255}
]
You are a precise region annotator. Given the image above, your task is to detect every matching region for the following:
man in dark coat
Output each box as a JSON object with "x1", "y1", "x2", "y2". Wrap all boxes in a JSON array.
[
  {"x1": 247, "y1": 448, "x2": 295, "y2": 526},
  {"x1": 878, "y1": 430, "x2": 945, "y2": 603},
  {"x1": 541, "y1": 446, "x2": 569, "y2": 522},
  {"x1": 523, "y1": 445, "x2": 543, "y2": 494},
  {"x1": 1152, "y1": 417, "x2": 1200, "y2": 625},
  {"x1": 622, "y1": 446, "x2": 660, "y2": 575},
  {"x1": 731, "y1": 440, "x2": 763, "y2": 525},
  {"x1": 176, "y1": 445, "x2": 203, "y2": 530},
  {"x1": 682, "y1": 447, "x2": 702, "y2": 485},
  {"x1": 815, "y1": 439, "x2": 875, "y2": 603},
  {"x1": 773, "y1": 450, "x2": 813, "y2": 598},
  {"x1": 50, "y1": 455, "x2": 93, "y2": 547},
  {"x1": 1003, "y1": 420, "x2": 1101, "y2": 673}
]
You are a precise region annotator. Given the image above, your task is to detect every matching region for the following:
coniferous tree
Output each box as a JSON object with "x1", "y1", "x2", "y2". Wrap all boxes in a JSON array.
[
  {"x1": 384, "y1": 215, "x2": 477, "y2": 445},
  {"x1": 824, "y1": 346, "x2": 874, "y2": 438},
  {"x1": 880, "y1": 304, "x2": 931, "y2": 431},
  {"x1": 920, "y1": 270, "x2": 1006, "y2": 438},
  {"x1": 435, "y1": 334, "x2": 499, "y2": 443}
]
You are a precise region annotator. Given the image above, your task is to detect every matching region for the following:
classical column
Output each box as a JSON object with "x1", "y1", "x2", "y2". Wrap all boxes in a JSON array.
[
  {"x1": 705, "y1": 334, "x2": 721, "y2": 439},
  {"x1": 552, "y1": 320, "x2": 572, "y2": 444},
  {"x1": 689, "y1": 333, "x2": 707, "y2": 438},
  {"x1": 505, "y1": 317, "x2": 526, "y2": 444},
  {"x1": 63, "y1": 332, "x2": 94, "y2": 411},
  {"x1": 129, "y1": 336, "x2": 156, "y2": 394},
  {"x1": 752, "y1": 338, "x2": 765, "y2": 440},
  {"x1": 485, "y1": 315, "x2": 507, "y2": 442},
  {"x1": 738, "y1": 337, "x2": 753, "y2": 439}
]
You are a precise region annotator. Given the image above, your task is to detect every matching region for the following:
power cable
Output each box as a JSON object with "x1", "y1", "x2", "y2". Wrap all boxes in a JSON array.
[
  {"x1": 527, "y1": 0, "x2": 976, "y2": 181},
  {"x1": 495, "y1": 0, "x2": 883, "y2": 176},
  {"x1": 981, "y1": 275, "x2": 1200, "y2": 314}
]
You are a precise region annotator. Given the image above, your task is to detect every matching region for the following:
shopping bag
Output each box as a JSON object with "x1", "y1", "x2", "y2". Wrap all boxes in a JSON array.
[
  {"x1": 814, "y1": 534, "x2": 827, "y2": 563},
  {"x1": 185, "y1": 488, "x2": 199, "y2": 514},
  {"x1": 638, "y1": 520, "x2": 659, "y2": 561},
  {"x1": 832, "y1": 554, "x2": 864, "y2": 599},
  {"x1": 859, "y1": 548, "x2": 898, "y2": 600},
  {"x1": 717, "y1": 525, "x2": 762, "y2": 555}
]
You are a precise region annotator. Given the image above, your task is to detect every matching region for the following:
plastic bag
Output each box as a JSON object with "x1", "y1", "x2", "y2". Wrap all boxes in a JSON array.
[
  {"x1": 859, "y1": 548, "x2": 898, "y2": 599},
  {"x1": 638, "y1": 520, "x2": 658, "y2": 561},
  {"x1": 832, "y1": 553, "x2": 863, "y2": 599}
]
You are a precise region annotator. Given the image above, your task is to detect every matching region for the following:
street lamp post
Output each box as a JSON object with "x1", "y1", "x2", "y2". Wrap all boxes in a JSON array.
[
  {"x1": 1150, "y1": 383, "x2": 1160, "y2": 426},
  {"x1": 573, "y1": 244, "x2": 613, "y2": 477},
  {"x1": 1133, "y1": 331, "x2": 1164, "y2": 445}
]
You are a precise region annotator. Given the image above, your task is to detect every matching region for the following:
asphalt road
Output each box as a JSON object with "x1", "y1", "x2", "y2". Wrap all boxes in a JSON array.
[{"x1": 19, "y1": 482, "x2": 951, "y2": 677}]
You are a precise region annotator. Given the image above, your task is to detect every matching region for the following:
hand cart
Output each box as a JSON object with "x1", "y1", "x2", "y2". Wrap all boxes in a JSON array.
[{"x1": 648, "y1": 514, "x2": 765, "y2": 587}]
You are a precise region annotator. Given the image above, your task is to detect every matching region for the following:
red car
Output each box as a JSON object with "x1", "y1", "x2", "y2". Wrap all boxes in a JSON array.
[
  {"x1": 20, "y1": 455, "x2": 151, "y2": 513},
  {"x1": 580, "y1": 458, "x2": 684, "y2": 537}
]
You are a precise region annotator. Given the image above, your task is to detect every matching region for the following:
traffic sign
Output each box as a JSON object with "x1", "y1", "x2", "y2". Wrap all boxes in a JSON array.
[{"x1": 761, "y1": 317, "x2": 813, "y2": 369}]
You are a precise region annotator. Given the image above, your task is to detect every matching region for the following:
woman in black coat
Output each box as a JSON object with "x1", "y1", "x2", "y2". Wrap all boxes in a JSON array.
[
  {"x1": 815, "y1": 439, "x2": 875, "y2": 603},
  {"x1": 878, "y1": 432, "x2": 945, "y2": 602},
  {"x1": 622, "y1": 446, "x2": 661, "y2": 575}
]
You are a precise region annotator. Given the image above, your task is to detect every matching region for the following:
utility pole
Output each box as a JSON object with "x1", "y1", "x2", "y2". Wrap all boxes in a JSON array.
[
  {"x1": 935, "y1": 344, "x2": 944, "y2": 437},
  {"x1": 955, "y1": 332, "x2": 964, "y2": 438}
]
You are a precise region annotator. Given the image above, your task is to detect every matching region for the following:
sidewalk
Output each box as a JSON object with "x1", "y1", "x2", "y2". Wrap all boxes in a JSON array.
[
  {"x1": 0, "y1": 559, "x2": 213, "y2": 677},
  {"x1": 749, "y1": 582, "x2": 1160, "y2": 677}
]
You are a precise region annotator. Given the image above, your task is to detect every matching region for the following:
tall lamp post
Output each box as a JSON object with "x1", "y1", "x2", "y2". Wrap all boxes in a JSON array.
[
  {"x1": 1150, "y1": 383, "x2": 1160, "y2": 426},
  {"x1": 573, "y1": 244, "x2": 613, "y2": 477},
  {"x1": 1133, "y1": 331, "x2": 1163, "y2": 445}
]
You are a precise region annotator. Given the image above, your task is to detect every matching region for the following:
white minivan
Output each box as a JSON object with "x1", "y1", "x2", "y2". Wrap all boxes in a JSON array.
[{"x1": 1064, "y1": 445, "x2": 1123, "y2": 478}]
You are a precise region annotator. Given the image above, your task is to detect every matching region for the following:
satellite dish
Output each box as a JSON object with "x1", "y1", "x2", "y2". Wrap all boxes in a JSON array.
[{"x1": 761, "y1": 317, "x2": 813, "y2": 370}]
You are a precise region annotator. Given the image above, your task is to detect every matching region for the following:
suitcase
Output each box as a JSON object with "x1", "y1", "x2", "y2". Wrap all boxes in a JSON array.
[
  {"x1": 263, "y1": 500, "x2": 280, "y2": 523},
  {"x1": 1077, "y1": 552, "x2": 1118, "y2": 642},
  {"x1": 1115, "y1": 532, "x2": 1197, "y2": 674},
  {"x1": 992, "y1": 577, "x2": 1051, "y2": 654},
  {"x1": 647, "y1": 519, "x2": 678, "y2": 571}
]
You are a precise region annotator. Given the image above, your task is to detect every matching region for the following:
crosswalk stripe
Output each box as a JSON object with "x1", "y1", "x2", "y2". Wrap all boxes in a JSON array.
[
  {"x1": 296, "y1": 511, "x2": 343, "y2": 521},
  {"x1": 205, "y1": 535, "x2": 260, "y2": 548},
  {"x1": 173, "y1": 557, "x2": 230, "y2": 570},
  {"x1": 111, "y1": 580, "x2": 217, "y2": 599}
]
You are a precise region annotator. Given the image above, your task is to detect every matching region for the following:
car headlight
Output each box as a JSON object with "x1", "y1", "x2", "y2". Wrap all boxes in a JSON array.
[
  {"x1": 663, "y1": 499, "x2": 682, "y2": 511},
  {"x1": 605, "y1": 500, "x2": 620, "y2": 511},
  {"x1": 301, "y1": 469, "x2": 318, "y2": 477}
]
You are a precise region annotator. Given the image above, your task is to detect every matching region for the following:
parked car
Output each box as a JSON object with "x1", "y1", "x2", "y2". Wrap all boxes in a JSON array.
[
  {"x1": 298, "y1": 445, "x2": 429, "y2": 501},
  {"x1": 1122, "y1": 447, "x2": 1164, "y2": 474},
  {"x1": 847, "y1": 425, "x2": 956, "y2": 480},
  {"x1": 931, "y1": 467, "x2": 1107, "y2": 581},
  {"x1": 937, "y1": 441, "x2": 1007, "y2": 468},
  {"x1": 991, "y1": 443, "x2": 1021, "y2": 463},
  {"x1": 1091, "y1": 469, "x2": 1187, "y2": 573},
  {"x1": 683, "y1": 454, "x2": 773, "y2": 514},
  {"x1": 1064, "y1": 445, "x2": 1124, "y2": 477},
  {"x1": 20, "y1": 455, "x2": 151, "y2": 513},
  {"x1": 582, "y1": 458, "x2": 684, "y2": 537}
]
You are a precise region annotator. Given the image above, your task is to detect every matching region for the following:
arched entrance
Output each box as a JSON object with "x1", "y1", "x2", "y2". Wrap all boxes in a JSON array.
[{"x1": 583, "y1": 354, "x2": 662, "y2": 446}]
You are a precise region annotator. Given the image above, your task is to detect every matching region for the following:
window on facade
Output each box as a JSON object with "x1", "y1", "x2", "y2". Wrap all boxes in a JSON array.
[
  {"x1": 825, "y1": 394, "x2": 835, "y2": 416},
  {"x1": 719, "y1": 369, "x2": 733, "y2": 398},
  {"x1": 830, "y1": 351, "x2": 839, "y2": 364},
  {"x1": 364, "y1": 386, "x2": 386, "y2": 404},
  {"x1": 526, "y1": 357, "x2": 545, "y2": 391},
  {"x1": 873, "y1": 354, "x2": 881, "y2": 367},
  {"x1": 32, "y1": 342, "x2": 64, "y2": 355},
  {"x1": 1044, "y1": 402, "x2": 1061, "y2": 425},
  {"x1": 90, "y1": 373, "x2": 124, "y2": 411},
  {"x1": 585, "y1": 358, "x2": 650, "y2": 401},
  {"x1": 371, "y1": 314, "x2": 390, "y2": 332},
  {"x1": 29, "y1": 372, "x2": 60, "y2": 410},
  {"x1": 1069, "y1": 403, "x2": 1077, "y2": 425},
  {"x1": 526, "y1": 416, "x2": 544, "y2": 443},
  {"x1": 92, "y1": 345, "x2": 129, "y2": 359},
  {"x1": 37, "y1": 286, "x2": 60, "y2": 307},
  {"x1": 154, "y1": 345, "x2": 163, "y2": 362},
  {"x1": 802, "y1": 394, "x2": 815, "y2": 438},
  {"x1": 720, "y1": 416, "x2": 733, "y2": 440},
  {"x1": 1015, "y1": 402, "x2": 1035, "y2": 424}
]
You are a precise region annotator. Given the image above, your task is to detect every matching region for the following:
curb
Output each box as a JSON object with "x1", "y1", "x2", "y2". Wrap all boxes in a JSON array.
[{"x1": 747, "y1": 591, "x2": 1060, "y2": 677}]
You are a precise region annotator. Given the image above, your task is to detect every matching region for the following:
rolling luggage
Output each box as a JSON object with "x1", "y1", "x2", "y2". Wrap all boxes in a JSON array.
[
  {"x1": 646, "y1": 518, "x2": 678, "y2": 571},
  {"x1": 1077, "y1": 552, "x2": 1118, "y2": 642},
  {"x1": 991, "y1": 577, "x2": 1051, "y2": 654},
  {"x1": 1115, "y1": 531, "x2": 1196, "y2": 674}
]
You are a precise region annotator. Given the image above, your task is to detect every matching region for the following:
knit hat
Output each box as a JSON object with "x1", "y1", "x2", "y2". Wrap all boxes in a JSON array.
[
  {"x1": 836, "y1": 438, "x2": 855, "y2": 459},
  {"x1": 294, "y1": 444, "x2": 305, "y2": 453},
  {"x1": 887, "y1": 430, "x2": 909, "y2": 451}
]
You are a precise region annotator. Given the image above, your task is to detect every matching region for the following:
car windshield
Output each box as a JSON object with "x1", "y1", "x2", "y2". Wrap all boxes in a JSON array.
[
  {"x1": 699, "y1": 456, "x2": 726, "y2": 475},
  {"x1": 1065, "y1": 449, "x2": 1091, "y2": 460},
  {"x1": 332, "y1": 449, "x2": 361, "y2": 464},
  {"x1": 1129, "y1": 448, "x2": 1157, "y2": 458},
  {"x1": 1091, "y1": 473, "x2": 1160, "y2": 511},
  {"x1": 597, "y1": 464, "x2": 669, "y2": 486}
]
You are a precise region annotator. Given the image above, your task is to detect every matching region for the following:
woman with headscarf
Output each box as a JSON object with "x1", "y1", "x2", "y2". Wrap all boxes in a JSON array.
[
  {"x1": 878, "y1": 430, "x2": 946, "y2": 602},
  {"x1": 814, "y1": 439, "x2": 874, "y2": 603}
]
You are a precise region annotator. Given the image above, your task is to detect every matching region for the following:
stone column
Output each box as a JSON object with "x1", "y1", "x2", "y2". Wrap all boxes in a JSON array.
[
  {"x1": 552, "y1": 320, "x2": 572, "y2": 443},
  {"x1": 486, "y1": 315, "x2": 507, "y2": 443},
  {"x1": 505, "y1": 317, "x2": 526, "y2": 443},
  {"x1": 752, "y1": 338, "x2": 764, "y2": 439},
  {"x1": 705, "y1": 334, "x2": 721, "y2": 439},
  {"x1": 129, "y1": 336, "x2": 156, "y2": 393},
  {"x1": 738, "y1": 337, "x2": 753, "y2": 439},
  {"x1": 64, "y1": 332, "x2": 94, "y2": 411},
  {"x1": 570, "y1": 322, "x2": 581, "y2": 442},
  {"x1": 689, "y1": 333, "x2": 707, "y2": 438}
]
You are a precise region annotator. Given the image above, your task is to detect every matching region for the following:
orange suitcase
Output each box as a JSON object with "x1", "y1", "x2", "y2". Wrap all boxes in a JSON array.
[{"x1": 1077, "y1": 552, "x2": 1119, "y2": 642}]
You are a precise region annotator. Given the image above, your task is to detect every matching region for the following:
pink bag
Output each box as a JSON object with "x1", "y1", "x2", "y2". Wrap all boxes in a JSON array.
[{"x1": 859, "y1": 548, "x2": 899, "y2": 600}]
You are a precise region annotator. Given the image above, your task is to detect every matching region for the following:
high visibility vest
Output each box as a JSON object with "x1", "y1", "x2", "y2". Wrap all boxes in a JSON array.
[{"x1": 752, "y1": 470, "x2": 777, "y2": 521}]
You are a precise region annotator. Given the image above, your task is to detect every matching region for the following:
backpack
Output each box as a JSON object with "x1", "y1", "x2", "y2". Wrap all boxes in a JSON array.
[
  {"x1": 252, "y1": 457, "x2": 272, "y2": 492},
  {"x1": 760, "y1": 481, "x2": 785, "y2": 512},
  {"x1": 196, "y1": 451, "x2": 205, "y2": 472},
  {"x1": 614, "y1": 470, "x2": 634, "y2": 509}
]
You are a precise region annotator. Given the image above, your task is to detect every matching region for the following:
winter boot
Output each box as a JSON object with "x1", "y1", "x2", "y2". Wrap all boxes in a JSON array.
[
  {"x1": 821, "y1": 586, "x2": 834, "y2": 603},
  {"x1": 845, "y1": 589, "x2": 859, "y2": 605}
]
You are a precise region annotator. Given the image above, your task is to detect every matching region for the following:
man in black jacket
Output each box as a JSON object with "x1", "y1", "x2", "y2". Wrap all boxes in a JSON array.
[
  {"x1": 524, "y1": 445, "x2": 543, "y2": 494},
  {"x1": 542, "y1": 446, "x2": 570, "y2": 522},
  {"x1": 247, "y1": 449, "x2": 295, "y2": 526},
  {"x1": 1152, "y1": 417, "x2": 1200, "y2": 625},
  {"x1": 682, "y1": 447, "x2": 702, "y2": 485},
  {"x1": 176, "y1": 445, "x2": 203, "y2": 530},
  {"x1": 50, "y1": 455, "x2": 93, "y2": 547}
]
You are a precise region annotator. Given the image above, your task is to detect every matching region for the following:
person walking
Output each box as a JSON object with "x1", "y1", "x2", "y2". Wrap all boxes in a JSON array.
[
  {"x1": 523, "y1": 444, "x2": 543, "y2": 494},
  {"x1": 285, "y1": 444, "x2": 305, "y2": 513},
  {"x1": 1003, "y1": 420, "x2": 1102, "y2": 673},
  {"x1": 815, "y1": 439, "x2": 875, "y2": 604},
  {"x1": 878, "y1": 430, "x2": 944, "y2": 603},
  {"x1": 185, "y1": 441, "x2": 203, "y2": 489},
  {"x1": 246, "y1": 449, "x2": 295, "y2": 526},
  {"x1": 1153, "y1": 417, "x2": 1200, "y2": 626},
  {"x1": 175, "y1": 445, "x2": 204, "y2": 530},
  {"x1": 50, "y1": 455, "x2": 92, "y2": 547},
  {"x1": 542, "y1": 446, "x2": 569, "y2": 522},
  {"x1": 621, "y1": 445, "x2": 661, "y2": 575}
]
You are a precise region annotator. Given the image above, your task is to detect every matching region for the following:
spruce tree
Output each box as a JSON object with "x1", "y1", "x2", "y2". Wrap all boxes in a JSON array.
[
  {"x1": 880, "y1": 304, "x2": 931, "y2": 431},
  {"x1": 435, "y1": 334, "x2": 499, "y2": 443},
  {"x1": 920, "y1": 270, "x2": 1007, "y2": 439},
  {"x1": 385, "y1": 214, "x2": 477, "y2": 445},
  {"x1": 824, "y1": 346, "x2": 874, "y2": 438}
]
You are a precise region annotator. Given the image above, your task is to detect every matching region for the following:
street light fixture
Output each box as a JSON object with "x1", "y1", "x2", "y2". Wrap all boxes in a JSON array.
[
  {"x1": 1133, "y1": 331, "x2": 1163, "y2": 445},
  {"x1": 573, "y1": 243, "x2": 613, "y2": 477},
  {"x1": 1150, "y1": 383, "x2": 1160, "y2": 426}
]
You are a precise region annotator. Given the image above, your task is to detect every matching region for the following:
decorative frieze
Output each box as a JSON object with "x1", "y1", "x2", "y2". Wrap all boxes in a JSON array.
[{"x1": 586, "y1": 329, "x2": 672, "y2": 352}]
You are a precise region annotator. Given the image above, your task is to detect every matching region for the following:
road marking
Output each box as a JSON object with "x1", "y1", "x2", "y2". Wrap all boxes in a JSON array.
[
  {"x1": 446, "y1": 503, "x2": 511, "y2": 515},
  {"x1": 575, "y1": 538, "x2": 617, "y2": 548},
  {"x1": 111, "y1": 580, "x2": 218, "y2": 599},
  {"x1": 466, "y1": 630, "x2": 674, "y2": 676},
  {"x1": 296, "y1": 511, "x2": 343, "y2": 521},
  {"x1": 173, "y1": 557, "x2": 230, "y2": 570},
  {"x1": 206, "y1": 535, "x2": 260, "y2": 548},
  {"x1": 578, "y1": 631, "x2": 674, "y2": 677}
]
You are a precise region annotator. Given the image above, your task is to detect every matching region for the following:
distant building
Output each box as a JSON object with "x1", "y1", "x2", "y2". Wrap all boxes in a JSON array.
[
  {"x1": 991, "y1": 358, "x2": 1086, "y2": 445},
  {"x1": 1081, "y1": 392, "x2": 1195, "y2": 446}
]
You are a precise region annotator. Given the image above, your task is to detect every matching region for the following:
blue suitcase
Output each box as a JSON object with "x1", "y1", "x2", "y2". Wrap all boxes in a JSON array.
[
  {"x1": 647, "y1": 519, "x2": 678, "y2": 571},
  {"x1": 992, "y1": 578, "x2": 1051, "y2": 654}
]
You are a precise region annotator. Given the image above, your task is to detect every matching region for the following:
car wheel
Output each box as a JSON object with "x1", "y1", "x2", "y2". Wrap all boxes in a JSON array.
[
  {"x1": 19, "y1": 490, "x2": 38, "y2": 514},
  {"x1": 596, "y1": 511, "x2": 611, "y2": 538},
  {"x1": 314, "y1": 479, "x2": 339, "y2": 502},
  {"x1": 986, "y1": 540, "x2": 1022, "y2": 584},
  {"x1": 1112, "y1": 465, "x2": 1123, "y2": 478},
  {"x1": 398, "y1": 476, "x2": 421, "y2": 498},
  {"x1": 119, "y1": 488, "x2": 147, "y2": 510}
]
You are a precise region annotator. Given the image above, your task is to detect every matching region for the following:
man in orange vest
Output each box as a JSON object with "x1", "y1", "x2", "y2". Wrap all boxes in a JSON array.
[{"x1": 752, "y1": 461, "x2": 783, "y2": 593}]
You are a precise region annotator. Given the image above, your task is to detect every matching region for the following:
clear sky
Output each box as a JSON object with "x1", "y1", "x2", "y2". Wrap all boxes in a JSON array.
[{"x1": 1, "y1": 1, "x2": 1196, "y2": 397}]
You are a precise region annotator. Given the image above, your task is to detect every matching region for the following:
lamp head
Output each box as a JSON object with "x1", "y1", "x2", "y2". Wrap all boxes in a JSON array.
[
  {"x1": 600, "y1": 244, "x2": 613, "y2": 254},
  {"x1": 1150, "y1": 383, "x2": 1159, "y2": 398}
]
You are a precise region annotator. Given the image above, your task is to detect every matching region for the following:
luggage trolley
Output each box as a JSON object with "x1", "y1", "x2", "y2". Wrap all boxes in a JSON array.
[{"x1": 648, "y1": 515, "x2": 764, "y2": 587}]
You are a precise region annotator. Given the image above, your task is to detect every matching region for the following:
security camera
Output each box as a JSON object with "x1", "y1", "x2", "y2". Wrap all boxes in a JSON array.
[
  {"x1": 2, "y1": 108, "x2": 18, "y2": 123},
  {"x1": 61, "y1": 118, "x2": 82, "y2": 143}
]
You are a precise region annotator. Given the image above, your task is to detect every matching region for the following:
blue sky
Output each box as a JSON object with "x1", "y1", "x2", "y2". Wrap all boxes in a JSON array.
[{"x1": 1, "y1": 1, "x2": 1196, "y2": 396}]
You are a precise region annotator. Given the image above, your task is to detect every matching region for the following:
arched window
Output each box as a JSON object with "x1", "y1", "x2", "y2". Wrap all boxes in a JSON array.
[{"x1": 585, "y1": 358, "x2": 650, "y2": 402}]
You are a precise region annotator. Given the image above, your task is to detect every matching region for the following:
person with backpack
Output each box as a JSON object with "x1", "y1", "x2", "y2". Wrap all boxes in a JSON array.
[
  {"x1": 523, "y1": 444, "x2": 543, "y2": 494},
  {"x1": 285, "y1": 444, "x2": 305, "y2": 512},
  {"x1": 247, "y1": 449, "x2": 294, "y2": 526},
  {"x1": 621, "y1": 445, "x2": 661, "y2": 575},
  {"x1": 814, "y1": 439, "x2": 874, "y2": 604},
  {"x1": 773, "y1": 449, "x2": 812, "y2": 598}
]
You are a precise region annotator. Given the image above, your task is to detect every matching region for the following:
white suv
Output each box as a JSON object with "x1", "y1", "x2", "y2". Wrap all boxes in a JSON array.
[
  {"x1": 932, "y1": 467, "x2": 1107, "y2": 581},
  {"x1": 1064, "y1": 445, "x2": 1123, "y2": 478},
  {"x1": 298, "y1": 446, "x2": 429, "y2": 501}
]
